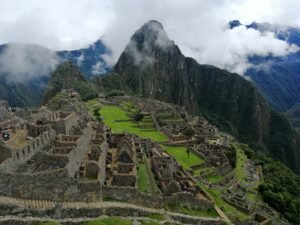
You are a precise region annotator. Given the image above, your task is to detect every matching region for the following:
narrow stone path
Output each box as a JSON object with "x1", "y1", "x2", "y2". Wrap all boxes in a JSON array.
[
  {"x1": 214, "y1": 205, "x2": 234, "y2": 225},
  {"x1": 0, "y1": 195, "x2": 224, "y2": 224}
]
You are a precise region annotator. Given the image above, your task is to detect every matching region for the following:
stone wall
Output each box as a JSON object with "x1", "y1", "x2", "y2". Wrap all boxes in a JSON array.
[
  {"x1": 102, "y1": 186, "x2": 162, "y2": 208},
  {"x1": 0, "y1": 127, "x2": 56, "y2": 172},
  {"x1": 65, "y1": 124, "x2": 93, "y2": 178},
  {"x1": 0, "y1": 144, "x2": 11, "y2": 163},
  {"x1": 165, "y1": 192, "x2": 214, "y2": 210},
  {"x1": 0, "y1": 169, "x2": 77, "y2": 201},
  {"x1": 49, "y1": 113, "x2": 78, "y2": 135}
]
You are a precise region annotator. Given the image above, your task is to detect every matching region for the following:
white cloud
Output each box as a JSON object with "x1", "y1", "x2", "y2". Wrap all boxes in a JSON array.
[
  {"x1": 180, "y1": 26, "x2": 299, "y2": 74},
  {"x1": 0, "y1": 0, "x2": 299, "y2": 76},
  {"x1": 0, "y1": 44, "x2": 59, "y2": 82},
  {"x1": 92, "y1": 61, "x2": 106, "y2": 75},
  {"x1": 76, "y1": 54, "x2": 85, "y2": 66}
]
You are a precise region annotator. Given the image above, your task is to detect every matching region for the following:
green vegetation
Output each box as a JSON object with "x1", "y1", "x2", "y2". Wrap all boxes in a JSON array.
[
  {"x1": 122, "y1": 101, "x2": 139, "y2": 114},
  {"x1": 163, "y1": 145, "x2": 204, "y2": 171},
  {"x1": 141, "y1": 221, "x2": 176, "y2": 225},
  {"x1": 200, "y1": 185, "x2": 249, "y2": 221},
  {"x1": 80, "y1": 217, "x2": 132, "y2": 225},
  {"x1": 235, "y1": 145, "x2": 247, "y2": 183},
  {"x1": 137, "y1": 163, "x2": 151, "y2": 193},
  {"x1": 241, "y1": 145, "x2": 300, "y2": 225},
  {"x1": 38, "y1": 222, "x2": 60, "y2": 225},
  {"x1": 207, "y1": 175, "x2": 223, "y2": 183},
  {"x1": 140, "y1": 221, "x2": 161, "y2": 225},
  {"x1": 43, "y1": 62, "x2": 98, "y2": 104},
  {"x1": 100, "y1": 105, "x2": 167, "y2": 142},
  {"x1": 194, "y1": 167, "x2": 214, "y2": 177},
  {"x1": 146, "y1": 213, "x2": 165, "y2": 221}
]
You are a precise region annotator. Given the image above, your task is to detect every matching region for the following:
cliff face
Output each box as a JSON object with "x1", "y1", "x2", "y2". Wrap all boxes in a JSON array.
[{"x1": 115, "y1": 20, "x2": 300, "y2": 172}]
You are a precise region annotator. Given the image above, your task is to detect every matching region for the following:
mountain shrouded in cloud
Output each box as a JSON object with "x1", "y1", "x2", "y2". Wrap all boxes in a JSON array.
[
  {"x1": 0, "y1": 0, "x2": 299, "y2": 77},
  {"x1": 0, "y1": 44, "x2": 58, "y2": 83},
  {"x1": 0, "y1": 39, "x2": 111, "y2": 106},
  {"x1": 229, "y1": 21, "x2": 300, "y2": 114}
]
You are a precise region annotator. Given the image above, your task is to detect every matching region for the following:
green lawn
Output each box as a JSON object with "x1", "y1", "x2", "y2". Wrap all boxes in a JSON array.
[
  {"x1": 163, "y1": 145, "x2": 204, "y2": 171},
  {"x1": 100, "y1": 105, "x2": 167, "y2": 142},
  {"x1": 122, "y1": 101, "x2": 139, "y2": 114},
  {"x1": 80, "y1": 217, "x2": 132, "y2": 225},
  {"x1": 207, "y1": 175, "x2": 223, "y2": 183},
  {"x1": 194, "y1": 167, "x2": 214, "y2": 176},
  {"x1": 138, "y1": 163, "x2": 151, "y2": 193}
]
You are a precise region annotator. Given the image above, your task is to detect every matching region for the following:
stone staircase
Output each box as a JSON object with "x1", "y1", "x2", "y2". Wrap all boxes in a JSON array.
[
  {"x1": 0, "y1": 196, "x2": 56, "y2": 209},
  {"x1": 24, "y1": 199, "x2": 56, "y2": 209}
]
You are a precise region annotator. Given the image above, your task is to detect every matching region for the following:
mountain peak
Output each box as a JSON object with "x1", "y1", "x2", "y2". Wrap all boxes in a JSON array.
[
  {"x1": 130, "y1": 20, "x2": 173, "y2": 51},
  {"x1": 118, "y1": 20, "x2": 176, "y2": 67},
  {"x1": 142, "y1": 20, "x2": 164, "y2": 28}
]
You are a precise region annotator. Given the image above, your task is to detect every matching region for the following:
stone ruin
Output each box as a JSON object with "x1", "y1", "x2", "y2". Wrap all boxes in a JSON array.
[
  {"x1": 191, "y1": 143, "x2": 232, "y2": 176},
  {"x1": 149, "y1": 143, "x2": 214, "y2": 210},
  {"x1": 0, "y1": 103, "x2": 108, "y2": 201},
  {"x1": 105, "y1": 134, "x2": 137, "y2": 187}
]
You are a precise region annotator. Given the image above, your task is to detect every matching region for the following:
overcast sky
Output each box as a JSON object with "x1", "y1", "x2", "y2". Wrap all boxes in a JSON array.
[{"x1": 0, "y1": 0, "x2": 300, "y2": 75}]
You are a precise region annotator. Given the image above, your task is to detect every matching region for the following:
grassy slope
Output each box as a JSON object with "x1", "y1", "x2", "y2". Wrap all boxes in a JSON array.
[
  {"x1": 235, "y1": 145, "x2": 247, "y2": 183},
  {"x1": 80, "y1": 217, "x2": 132, "y2": 225},
  {"x1": 137, "y1": 162, "x2": 151, "y2": 193},
  {"x1": 200, "y1": 185, "x2": 249, "y2": 221},
  {"x1": 100, "y1": 105, "x2": 167, "y2": 142},
  {"x1": 163, "y1": 145, "x2": 204, "y2": 170}
]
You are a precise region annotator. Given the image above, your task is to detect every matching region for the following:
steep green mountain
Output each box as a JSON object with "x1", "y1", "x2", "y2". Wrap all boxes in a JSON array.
[
  {"x1": 0, "y1": 40, "x2": 111, "y2": 107},
  {"x1": 114, "y1": 20, "x2": 300, "y2": 173},
  {"x1": 0, "y1": 76, "x2": 46, "y2": 107},
  {"x1": 285, "y1": 103, "x2": 300, "y2": 132},
  {"x1": 93, "y1": 72, "x2": 130, "y2": 96},
  {"x1": 43, "y1": 62, "x2": 98, "y2": 104}
]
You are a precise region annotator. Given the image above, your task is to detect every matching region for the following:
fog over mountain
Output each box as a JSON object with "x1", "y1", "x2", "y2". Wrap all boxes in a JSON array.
[{"x1": 0, "y1": 0, "x2": 300, "y2": 79}]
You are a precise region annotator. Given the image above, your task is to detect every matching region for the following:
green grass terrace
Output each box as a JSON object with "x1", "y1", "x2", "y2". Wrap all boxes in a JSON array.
[
  {"x1": 163, "y1": 145, "x2": 205, "y2": 174},
  {"x1": 100, "y1": 105, "x2": 167, "y2": 142}
]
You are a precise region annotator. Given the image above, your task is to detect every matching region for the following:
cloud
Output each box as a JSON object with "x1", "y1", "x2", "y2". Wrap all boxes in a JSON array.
[
  {"x1": 180, "y1": 26, "x2": 299, "y2": 74},
  {"x1": 0, "y1": 0, "x2": 113, "y2": 50},
  {"x1": 91, "y1": 61, "x2": 106, "y2": 75},
  {"x1": 101, "y1": 0, "x2": 300, "y2": 74},
  {"x1": 76, "y1": 54, "x2": 85, "y2": 66},
  {"x1": 122, "y1": 21, "x2": 173, "y2": 67},
  {"x1": 0, "y1": 44, "x2": 59, "y2": 82},
  {"x1": 0, "y1": 0, "x2": 300, "y2": 76}
]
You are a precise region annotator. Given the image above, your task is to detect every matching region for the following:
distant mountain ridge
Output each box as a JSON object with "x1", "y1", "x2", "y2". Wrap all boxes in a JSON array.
[
  {"x1": 0, "y1": 39, "x2": 111, "y2": 107},
  {"x1": 230, "y1": 20, "x2": 300, "y2": 112}
]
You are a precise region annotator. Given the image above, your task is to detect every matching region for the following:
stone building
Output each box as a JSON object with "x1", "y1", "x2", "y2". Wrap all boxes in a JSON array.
[{"x1": 105, "y1": 135, "x2": 137, "y2": 187}]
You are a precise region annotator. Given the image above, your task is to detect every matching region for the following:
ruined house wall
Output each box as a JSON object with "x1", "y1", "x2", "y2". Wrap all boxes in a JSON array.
[
  {"x1": 64, "y1": 113, "x2": 78, "y2": 135},
  {"x1": 0, "y1": 168, "x2": 77, "y2": 201},
  {"x1": 49, "y1": 113, "x2": 78, "y2": 135},
  {"x1": 65, "y1": 123, "x2": 93, "y2": 178},
  {"x1": 98, "y1": 140, "x2": 108, "y2": 184},
  {"x1": 102, "y1": 186, "x2": 162, "y2": 208},
  {"x1": 188, "y1": 146, "x2": 208, "y2": 160},
  {"x1": 0, "y1": 144, "x2": 11, "y2": 163},
  {"x1": 0, "y1": 127, "x2": 56, "y2": 172},
  {"x1": 165, "y1": 192, "x2": 214, "y2": 210}
]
